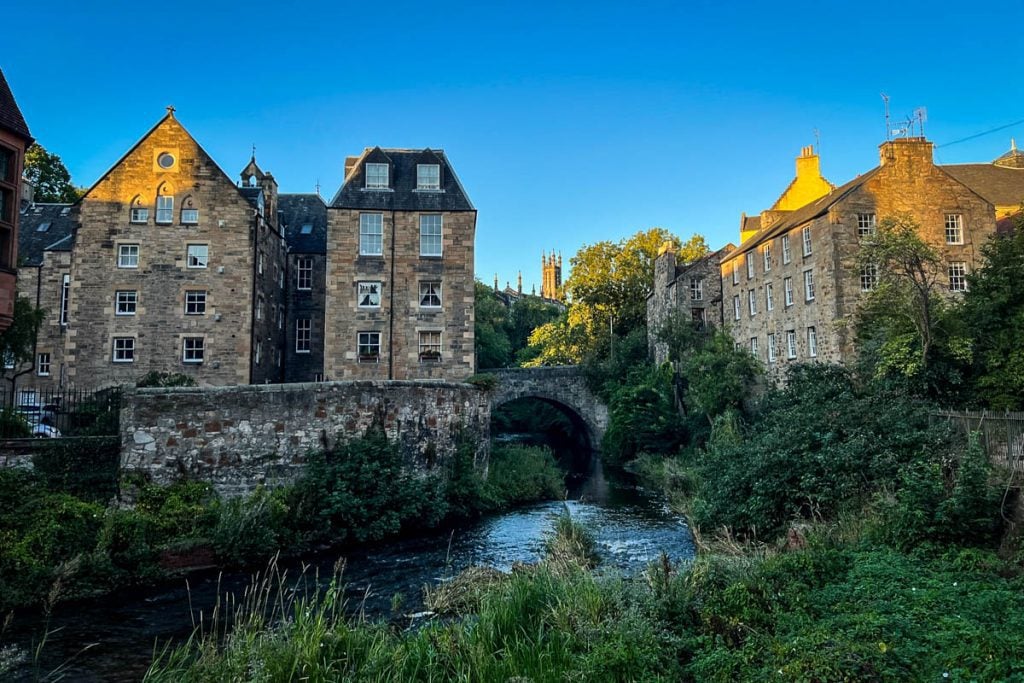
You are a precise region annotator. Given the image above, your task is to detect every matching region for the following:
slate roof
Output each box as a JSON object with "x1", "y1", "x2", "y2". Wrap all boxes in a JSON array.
[
  {"x1": 0, "y1": 68, "x2": 32, "y2": 143},
  {"x1": 280, "y1": 193, "x2": 328, "y2": 254},
  {"x1": 238, "y1": 186, "x2": 263, "y2": 208},
  {"x1": 330, "y1": 147, "x2": 474, "y2": 211},
  {"x1": 941, "y1": 163, "x2": 1024, "y2": 208},
  {"x1": 741, "y1": 214, "x2": 761, "y2": 235},
  {"x1": 18, "y1": 203, "x2": 75, "y2": 266}
]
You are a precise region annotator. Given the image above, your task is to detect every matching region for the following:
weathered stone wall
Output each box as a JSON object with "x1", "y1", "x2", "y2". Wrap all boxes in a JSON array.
[
  {"x1": 13, "y1": 249, "x2": 72, "y2": 393},
  {"x1": 120, "y1": 380, "x2": 490, "y2": 497}
]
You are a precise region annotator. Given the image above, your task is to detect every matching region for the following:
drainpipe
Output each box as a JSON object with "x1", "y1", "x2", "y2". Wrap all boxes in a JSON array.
[
  {"x1": 388, "y1": 209, "x2": 396, "y2": 380},
  {"x1": 248, "y1": 211, "x2": 258, "y2": 384}
]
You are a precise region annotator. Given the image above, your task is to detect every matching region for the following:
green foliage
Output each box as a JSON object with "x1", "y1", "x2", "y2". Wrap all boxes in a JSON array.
[
  {"x1": 0, "y1": 297, "x2": 45, "y2": 394},
  {"x1": 474, "y1": 281, "x2": 513, "y2": 368},
  {"x1": 602, "y1": 364, "x2": 687, "y2": 463},
  {"x1": 678, "y1": 329, "x2": 760, "y2": 423},
  {"x1": 0, "y1": 405, "x2": 31, "y2": 437},
  {"x1": 464, "y1": 372, "x2": 498, "y2": 391},
  {"x1": 24, "y1": 143, "x2": 84, "y2": 203},
  {"x1": 483, "y1": 444, "x2": 565, "y2": 508},
  {"x1": 135, "y1": 480, "x2": 217, "y2": 539},
  {"x1": 210, "y1": 487, "x2": 289, "y2": 566},
  {"x1": 32, "y1": 437, "x2": 120, "y2": 503},
  {"x1": 136, "y1": 371, "x2": 197, "y2": 388}
]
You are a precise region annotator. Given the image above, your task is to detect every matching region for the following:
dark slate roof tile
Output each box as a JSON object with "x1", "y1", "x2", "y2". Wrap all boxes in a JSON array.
[
  {"x1": 941, "y1": 164, "x2": 1024, "y2": 208},
  {"x1": 330, "y1": 148, "x2": 474, "y2": 211},
  {"x1": 18, "y1": 203, "x2": 75, "y2": 266},
  {"x1": 280, "y1": 194, "x2": 328, "y2": 254},
  {"x1": 0, "y1": 68, "x2": 32, "y2": 142}
]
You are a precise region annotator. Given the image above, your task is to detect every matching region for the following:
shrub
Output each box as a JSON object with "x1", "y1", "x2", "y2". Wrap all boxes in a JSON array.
[
  {"x1": 210, "y1": 487, "x2": 289, "y2": 566},
  {"x1": 483, "y1": 444, "x2": 565, "y2": 508},
  {"x1": 136, "y1": 371, "x2": 197, "y2": 388}
]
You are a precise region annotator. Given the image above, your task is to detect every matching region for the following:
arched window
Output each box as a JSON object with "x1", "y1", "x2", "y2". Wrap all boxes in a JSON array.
[
  {"x1": 181, "y1": 195, "x2": 198, "y2": 225},
  {"x1": 129, "y1": 194, "x2": 148, "y2": 224},
  {"x1": 156, "y1": 182, "x2": 174, "y2": 224}
]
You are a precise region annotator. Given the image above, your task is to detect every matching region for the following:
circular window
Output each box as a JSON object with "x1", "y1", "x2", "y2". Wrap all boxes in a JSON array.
[{"x1": 157, "y1": 152, "x2": 175, "y2": 169}]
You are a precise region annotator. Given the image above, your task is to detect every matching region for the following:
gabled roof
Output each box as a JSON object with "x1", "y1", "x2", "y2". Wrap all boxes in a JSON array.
[
  {"x1": 671, "y1": 244, "x2": 735, "y2": 284},
  {"x1": 741, "y1": 214, "x2": 761, "y2": 235},
  {"x1": 280, "y1": 193, "x2": 327, "y2": 254},
  {"x1": 18, "y1": 203, "x2": 75, "y2": 266},
  {"x1": 0, "y1": 67, "x2": 32, "y2": 143},
  {"x1": 330, "y1": 147, "x2": 474, "y2": 211},
  {"x1": 940, "y1": 163, "x2": 1024, "y2": 208}
]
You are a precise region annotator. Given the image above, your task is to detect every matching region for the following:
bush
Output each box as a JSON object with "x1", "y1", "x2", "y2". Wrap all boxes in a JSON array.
[
  {"x1": 136, "y1": 371, "x2": 197, "y2": 388},
  {"x1": 601, "y1": 364, "x2": 687, "y2": 463},
  {"x1": 210, "y1": 487, "x2": 289, "y2": 565},
  {"x1": 32, "y1": 436, "x2": 120, "y2": 503},
  {"x1": 483, "y1": 444, "x2": 565, "y2": 508}
]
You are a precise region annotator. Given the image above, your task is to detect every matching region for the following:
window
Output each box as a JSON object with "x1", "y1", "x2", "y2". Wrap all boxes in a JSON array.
[
  {"x1": 2, "y1": 351, "x2": 13, "y2": 370},
  {"x1": 804, "y1": 270, "x2": 815, "y2": 301},
  {"x1": 186, "y1": 244, "x2": 208, "y2": 268},
  {"x1": 130, "y1": 208, "x2": 149, "y2": 223},
  {"x1": 296, "y1": 257, "x2": 313, "y2": 290},
  {"x1": 59, "y1": 274, "x2": 70, "y2": 326},
  {"x1": 948, "y1": 262, "x2": 968, "y2": 292},
  {"x1": 115, "y1": 290, "x2": 137, "y2": 316},
  {"x1": 857, "y1": 213, "x2": 876, "y2": 238},
  {"x1": 786, "y1": 330, "x2": 797, "y2": 359},
  {"x1": 358, "y1": 331, "x2": 380, "y2": 361},
  {"x1": 113, "y1": 337, "x2": 135, "y2": 363},
  {"x1": 417, "y1": 164, "x2": 440, "y2": 190},
  {"x1": 255, "y1": 341, "x2": 262, "y2": 365},
  {"x1": 784, "y1": 277, "x2": 794, "y2": 306},
  {"x1": 801, "y1": 226, "x2": 812, "y2": 256},
  {"x1": 118, "y1": 244, "x2": 139, "y2": 268},
  {"x1": 767, "y1": 333, "x2": 776, "y2": 363},
  {"x1": 182, "y1": 337, "x2": 204, "y2": 364},
  {"x1": 860, "y1": 264, "x2": 878, "y2": 292},
  {"x1": 299, "y1": 223, "x2": 313, "y2": 235},
  {"x1": 181, "y1": 208, "x2": 199, "y2": 225},
  {"x1": 418, "y1": 331, "x2": 442, "y2": 362},
  {"x1": 37, "y1": 353, "x2": 51, "y2": 376},
  {"x1": 763, "y1": 244, "x2": 771, "y2": 272},
  {"x1": 690, "y1": 278, "x2": 703, "y2": 301},
  {"x1": 945, "y1": 214, "x2": 964, "y2": 245},
  {"x1": 750, "y1": 337, "x2": 758, "y2": 356},
  {"x1": 782, "y1": 235, "x2": 792, "y2": 264},
  {"x1": 732, "y1": 262, "x2": 739, "y2": 285},
  {"x1": 745, "y1": 252, "x2": 754, "y2": 279},
  {"x1": 358, "y1": 281, "x2": 381, "y2": 308},
  {"x1": 256, "y1": 296, "x2": 263, "y2": 321},
  {"x1": 807, "y1": 326, "x2": 818, "y2": 358},
  {"x1": 278, "y1": 268, "x2": 284, "y2": 290},
  {"x1": 420, "y1": 281, "x2": 442, "y2": 308},
  {"x1": 156, "y1": 196, "x2": 173, "y2": 224},
  {"x1": 420, "y1": 215, "x2": 443, "y2": 257},
  {"x1": 733, "y1": 295, "x2": 740, "y2": 320},
  {"x1": 296, "y1": 319, "x2": 311, "y2": 353},
  {"x1": 359, "y1": 213, "x2": 383, "y2": 256},
  {"x1": 278, "y1": 306, "x2": 284, "y2": 330},
  {"x1": 157, "y1": 152, "x2": 175, "y2": 169},
  {"x1": 185, "y1": 290, "x2": 206, "y2": 315},
  {"x1": 765, "y1": 282, "x2": 774, "y2": 311},
  {"x1": 365, "y1": 163, "x2": 389, "y2": 189},
  {"x1": 258, "y1": 251, "x2": 264, "y2": 275},
  {"x1": 314, "y1": 373, "x2": 325, "y2": 382},
  {"x1": 748, "y1": 289, "x2": 757, "y2": 316}
]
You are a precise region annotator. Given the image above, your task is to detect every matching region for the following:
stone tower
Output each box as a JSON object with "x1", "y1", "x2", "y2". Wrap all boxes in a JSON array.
[{"x1": 541, "y1": 250, "x2": 562, "y2": 300}]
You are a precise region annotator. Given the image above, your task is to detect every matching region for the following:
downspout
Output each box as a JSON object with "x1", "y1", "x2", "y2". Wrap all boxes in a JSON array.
[
  {"x1": 248, "y1": 210, "x2": 258, "y2": 384},
  {"x1": 388, "y1": 209, "x2": 396, "y2": 380}
]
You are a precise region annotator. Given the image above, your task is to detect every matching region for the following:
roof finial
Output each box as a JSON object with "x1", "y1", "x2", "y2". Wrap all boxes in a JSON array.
[
  {"x1": 251, "y1": 143, "x2": 257, "y2": 161},
  {"x1": 1013, "y1": 138, "x2": 1017, "y2": 152},
  {"x1": 315, "y1": 178, "x2": 321, "y2": 196},
  {"x1": 166, "y1": 105, "x2": 176, "y2": 117}
]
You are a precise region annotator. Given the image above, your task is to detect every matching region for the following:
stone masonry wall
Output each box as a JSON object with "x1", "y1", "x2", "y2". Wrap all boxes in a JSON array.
[{"x1": 120, "y1": 381, "x2": 491, "y2": 498}]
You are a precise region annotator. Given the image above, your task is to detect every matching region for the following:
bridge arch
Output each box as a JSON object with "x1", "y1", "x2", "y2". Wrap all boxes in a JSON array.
[{"x1": 486, "y1": 366, "x2": 608, "y2": 451}]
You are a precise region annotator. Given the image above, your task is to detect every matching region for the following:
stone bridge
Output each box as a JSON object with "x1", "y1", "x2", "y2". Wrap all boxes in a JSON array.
[{"x1": 487, "y1": 366, "x2": 609, "y2": 450}]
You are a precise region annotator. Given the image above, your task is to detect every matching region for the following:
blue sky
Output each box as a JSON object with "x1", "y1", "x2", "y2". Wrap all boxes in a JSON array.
[{"x1": 5, "y1": 0, "x2": 1024, "y2": 293}]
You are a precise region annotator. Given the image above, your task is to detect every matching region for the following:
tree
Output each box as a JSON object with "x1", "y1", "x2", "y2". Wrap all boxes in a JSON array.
[
  {"x1": 474, "y1": 282, "x2": 512, "y2": 369},
  {"x1": 0, "y1": 297, "x2": 46, "y2": 403},
  {"x1": 24, "y1": 143, "x2": 84, "y2": 204}
]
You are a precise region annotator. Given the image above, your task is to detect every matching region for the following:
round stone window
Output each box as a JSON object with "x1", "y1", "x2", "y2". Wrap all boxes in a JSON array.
[{"x1": 157, "y1": 152, "x2": 175, "y2": 169}]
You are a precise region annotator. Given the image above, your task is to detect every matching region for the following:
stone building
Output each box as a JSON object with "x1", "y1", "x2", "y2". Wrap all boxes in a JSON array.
[
  {"x1": 541, "y1": 251, "x2": 562, "y2": 300},
  {"x1": 0, "y1": 67, "x2": 33, "y2": 333},
  {"x1": 324, "y1": 148, "x2": 477, "y2": 381},
  {"x1": 280, "y1": 193, "x2": 328, "y2": 382},
  {"x1": 721, "y1": 137, "x2": 1024, "y2": 378},
  {"x1": 647, "y1": 243, "x2": 734, "y2": 365}
]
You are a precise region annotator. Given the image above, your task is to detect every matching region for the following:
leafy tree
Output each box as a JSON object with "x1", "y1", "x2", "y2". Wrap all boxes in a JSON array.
[
  {"x1": 24, "y1": 143, "x2": 84, "y2": 203},
  {"x1": 601, "y1": 363, "x2": 687, "y2": 462},
  {"x1": 0, "y1": 297, "x2": 46, "y2": 403},
  {"x1": 475, "y1": 282, "x2": 512, "y2": 369},
  {"x1": 679, "y1": 329, "x2": 760, "y2": 424}
]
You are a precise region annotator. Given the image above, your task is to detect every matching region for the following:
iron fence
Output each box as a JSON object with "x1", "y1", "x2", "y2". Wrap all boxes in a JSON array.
[
  {"x1": 933, "y1": 410, "x2": 1024, "y2": 474},
  {"x1": 0, "y1": 386, "x2": 120, "y2": 439}
]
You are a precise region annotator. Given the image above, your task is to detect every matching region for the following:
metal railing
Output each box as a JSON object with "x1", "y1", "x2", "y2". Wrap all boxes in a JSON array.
[
  {"x1": 0, "y1": 386, "x2": 120, "y2": 439},
  {"x1": 933, "y1": 410, "x2": 1024, "y2": 474}
]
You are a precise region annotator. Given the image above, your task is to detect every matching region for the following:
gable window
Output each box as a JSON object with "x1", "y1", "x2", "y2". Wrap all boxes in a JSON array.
[
  {"x1": 786, "y1": 330, "x2": 797, "y2": 359},
  {"x1": 185, "y1": 290, "x2": 207, "y2": 315},
  {"x1": 784, "y1": 277, "x2": 794, "y2": 306},
  {"x1": 690, "y1": 277, "x2": 703, "y2": 301},
  {"x1": 860, "y1": 264, "x2": 878, "y2": 292},
  {"x1": 37, "y1": 353, "x2": 51, "y2": 377},
  {"x1": 945, "y1": 214, "x2": 964, "y2": 245},
  {"x1": 767, "y1": 333, "x2": 776, "y2": 363},
  {"x1": 181, "y1": 208, "x2": 199, "y2": 225},
  {"x1": 420, "y1": 281, "x2": 442, "y2": 308},
  {"x1": 156, "y1": 196, "x2": 173, "y2": 224},
  {"x1": 782, "y1": 235, "x2": 792, "y2": 264},
  {"x1": 365, "y1": 163, "x2": 389, "y2": 189},
  {"x1": 358, "y1": 281, "x2": 381, "y2": 308},
  {"x1": 118, "y1": 244, "x2": 139, "y2": 268},
  {"x1": 765, "y1": 282, "x2": 774, "y2": 311},
  {"x1": 359, "y1": 213, "x2": 383, "y2": 256},
  {"x1": 420, "y1": 215, "x2": 443, "y2": 257},
  {"x1": 733, "y1": 295, "x2": 740, "y2": 320},
  {"x1": 186, "y1": 244, "x2": 208, "y2": 268},
  {"x1": 748, "y1": 289, "x2": 757, "y2": 316},
  {"x1": 115, "y1": 290, "x2": 137, "y2": 316},
  {"x1": 745, "y1": 252, "x2": 754, "y2": 279},
  {"x1": 59, "y1": 274, "x2": 70, "y2": 326},
  {"x1": 130, "y1": 208, "x2": 149, "y2": 223},
  {"x1": 807, "y1": 326, "x2": 818, "y2": 358},
  {"x1": 804, "y1": 270, "x2": 815, "y2": 301},
  {"x1": 296, "y1": 319, "x2": 311, "y2": 353},
  {"x1": 113, "y1": 337, "x2": 135, "y2": 363},
  {"x1": 182, "y1": 337, "x2": 204, "y2": 364},
  {"x1": 763, "y1": 244, "x2": 771, "y2": 272},
  {"x1": 358, "y1": 331, "x2": 380, "y2": 362},
  {"x1": 418, "y1": 331, "x2": 442, "y2": 362},
  {"x1": 857, "y1": 213, "x2": 876, "y2": 238},
  {"x1": 296, "y1": 257, "x2": 313, "y2": 290},
  {"x1": 750, "y1": 337, "x2": 758, "y2": 356},
  {"x1": 948, "y1": 262, "x2": 968, "y2": 292},
  {"x1": 801, "y1": 226, "x2": 812, "y2": 256},
  {"x1": 417, "y1": 164, "x2": 440, "y2": 190}
]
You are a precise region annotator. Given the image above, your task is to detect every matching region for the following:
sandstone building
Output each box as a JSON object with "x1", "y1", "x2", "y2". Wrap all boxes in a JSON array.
[
  {"x1": 0, "y1": 67, "x2": 33, "y2": 333},
  {"x1": 541, "y1": 251, "x2": 563, "y2": 300}
]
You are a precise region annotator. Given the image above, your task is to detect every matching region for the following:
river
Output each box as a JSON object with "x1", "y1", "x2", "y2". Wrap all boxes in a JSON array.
[{"x1": 5, "y1": 460, "x2": 694, "y2": 682}]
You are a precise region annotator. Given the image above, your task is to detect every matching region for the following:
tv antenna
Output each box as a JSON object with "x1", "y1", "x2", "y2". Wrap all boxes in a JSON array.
[
  {"x1": 882, "y1": 93, "x2": 892, "y2": 140},
  {"x1": 914, "y1": 107, "x2": 927, "y2": 137}
]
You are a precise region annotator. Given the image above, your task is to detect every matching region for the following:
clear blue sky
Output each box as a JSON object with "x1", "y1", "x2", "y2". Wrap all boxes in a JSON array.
[{"x1": 5, "y1": 0, "x2": 1023, "y2": 293}]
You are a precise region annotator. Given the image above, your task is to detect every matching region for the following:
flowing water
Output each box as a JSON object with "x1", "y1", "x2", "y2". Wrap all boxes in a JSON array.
[{"x1": 4, "y1": 460, "x2": 694, "y2": 682}]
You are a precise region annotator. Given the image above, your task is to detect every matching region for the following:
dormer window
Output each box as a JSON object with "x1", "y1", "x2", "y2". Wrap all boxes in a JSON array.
[
  {"x1": 156, "y1": 196, "x2": 173, "y2": 224},
  {"x1": 417, "y1": 164, "x2": 440, "y2": 190},
  {"x1": 365, "y1": 163, "x2": 389, "y2": 189}
]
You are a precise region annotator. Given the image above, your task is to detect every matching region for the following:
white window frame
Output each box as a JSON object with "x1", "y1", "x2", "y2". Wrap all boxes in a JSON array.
[
  {"x1": 860, "y1": 264, "x2": 878, "y2": 292},
  {"x1": 37, "y1": 353, "x2": 51, "y2": 377},
  {"x1": 801, "y1": 226, "x2": 812, "y2": 256},
  {"x1": 59, "y1": 274, "x2": 70, "y2": 326},
  {"x1": 112, "y1": 337, "x2": 135, "y2": 363},
  {"x1": 807, "y1": 326, "x2": 818, "y2": 358},
  {"x1": 763, "y1": 244, "x2": 771, "y2": 272},
  {"x1": 256, "y1": 296, "x2": 263, "y2": 321},
  {"x1": 733, "y1": 295, "x2": 741, "y2": 320},
  {"x1": 782, "y1": 235, "x2": 792, "y2": 264},
  {"x1": 118, "y1": 244, "x2": 139, "y2": 269},
  {"x1": 357, "y1": 281, "x2": 381, "y2": 309},
  {"x1": 258, "y1": 251, "x2": 264, "y2": 275},
  {"x1": 186, "y1": 244, "x2": 209, "y2": 269},
  {"x1": 948, "y1": 262, "x2": 968, "y2": 292},
  {"x1": 296, "y1": 319, "x2": 312, "y2": 353},
  {"x1": 359, "y1": 213, "x2": 383, "y2": 256},
  {"x1": 185, "y1": 290, "x2": 206, "y2": 315},
  {"x1": 732, "y1": 262, "x2": 739, "y2": 285},
  {"x1": 765, "y1": 282, "x2": 774, "y2": 311},
  {"x1": 745, "y1": 252, "x2": 754, "y2": 279},
  {"x1": 945, "y1": 214, "x2": 964, "y2": 245},
  {"x1": 358, "y1": 331, "x2": 380, "y2": 362},
  {"x1": 767, "y1": 333, "x2": 776, "y2": 364},
  {"x1": 130, "y1": 207, "x2": 149, "y2": 224},
  {"x1": 418, "y1": 331, "x2": 442, "y2": 362},
  {"x1": 181, "y1": 208, "x2": 199, "y2": 225},
  {"x1": 784, "y1": 277, "x2": 794, "y2": 306},
  {"x1": 115, "y1": 290, "x2": 137, "y2": 316},
  {"x1": 255, "y1": 341, "x2": 262, "y2": 365},
  {"x1": 419, "y1": 214, "x2": 443, "y2": 257},
  {"x1": 750, "y1": 337, "x2": 758, "y2": 356},
  {"x1": 786, "y1": 330, "x2": 797, "y2": 359},
  {"x1": 156, "y1": 196, "x2": 173, "y2": 224},
  {"x1": 804, "y1": 270, "x2": 815, "y2": 302},
  {"x1": 417, "y1": 163, "x2": 440, "y2": 190},
  {"x1": 748, "y1": 289, "x2": 757, "y2": 316},
  {"x1": 857, "y1": 213, "x2": 876, "y2": 238},
  {"x1": 182, "y1": 337, "x2": 205, "y2": 364},
  {"x1": 690, "y1": 277, "x2": 703, "y2": 301},
  {"x1": 365, "y1": 163, "x2": 389, "y2": 189},
  {"x1": 419, "y1": 281, "x2": 442, "y2": 308},
  {"x1": 296, "y1": 257, "x2": 313, "y2": 290}
]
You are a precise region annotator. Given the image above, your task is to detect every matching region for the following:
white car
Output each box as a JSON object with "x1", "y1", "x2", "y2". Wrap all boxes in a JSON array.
[{"x1": 15, "y1": 403, "x2": 62, "y2": 438}]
